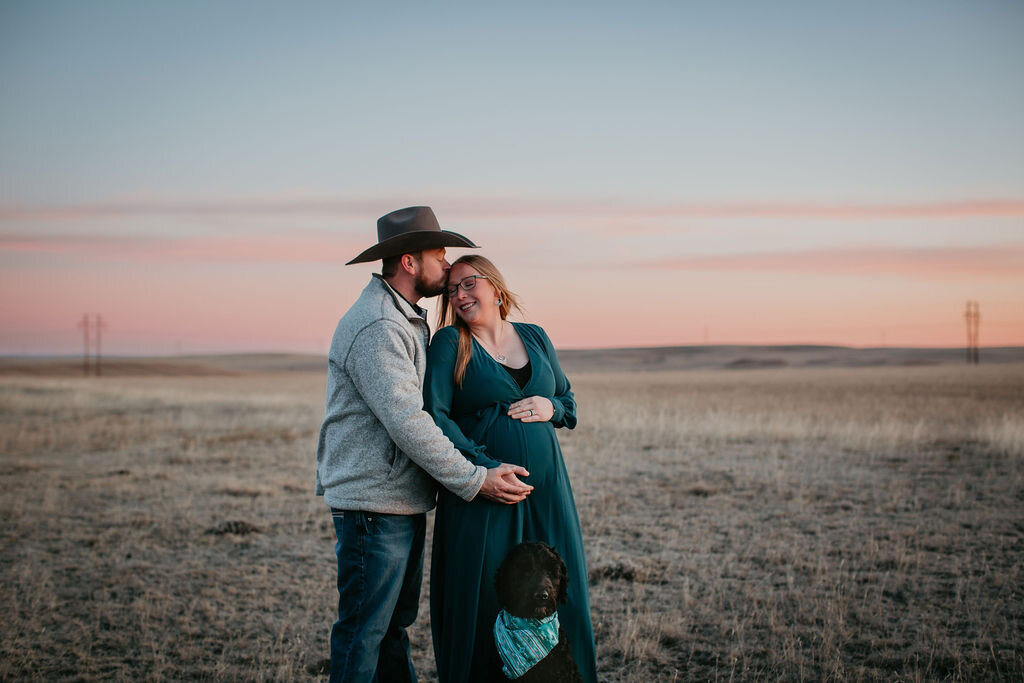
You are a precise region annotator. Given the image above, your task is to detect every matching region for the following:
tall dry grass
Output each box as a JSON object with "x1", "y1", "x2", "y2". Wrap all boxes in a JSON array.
[
  {"x1": 1, "y1": 363, "x2": 1022, "y2": 681},
  {"x1": 565, "y1": 364, "x2": 1024, "y2": 681},
  {"x1": 573, "y1": 365, "x2": 1024, "y2": 455}
]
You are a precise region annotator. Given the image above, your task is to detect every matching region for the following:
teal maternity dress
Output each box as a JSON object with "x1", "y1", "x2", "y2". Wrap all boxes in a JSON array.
[{"x1": 424, "y1": 323, "x2": 598, "y2": 683}]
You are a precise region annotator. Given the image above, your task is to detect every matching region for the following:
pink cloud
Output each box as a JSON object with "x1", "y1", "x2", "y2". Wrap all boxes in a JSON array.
[
  {"x1": 642, "y1": 244, "x2": 1024, "y2": 278},
  {"x1": 609, "y1": 199, "x2": 1024, "y2": 220},
  {"x1": 0, "y1": 199, "x2": 381, "y2": 222},
  {"x1": 0, "y1": 232, "x2": 365, "y2": 263}
]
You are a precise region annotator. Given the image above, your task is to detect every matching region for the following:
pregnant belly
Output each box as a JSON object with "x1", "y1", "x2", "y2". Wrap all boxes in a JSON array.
[{"x1": 479, "y1": 416, "x2": 561, "y2": 484}]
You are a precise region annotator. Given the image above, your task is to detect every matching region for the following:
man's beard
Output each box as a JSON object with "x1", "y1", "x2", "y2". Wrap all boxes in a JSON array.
[{"x1": 414, "y1": 270, "x2": 446, "y2": 298}]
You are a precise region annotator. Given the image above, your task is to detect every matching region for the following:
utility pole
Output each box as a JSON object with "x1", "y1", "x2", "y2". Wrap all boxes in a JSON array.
[
  {"x1": 95, "y1": 315, "x2": 107, "y2": 376},
  {"x1": 964, "y1": 301, "x2": 980, "y2": 364},
  {"x1": 965, "y1": 302, "x2": 972, "y2": 363},
  {"x1": 75, "y1": 314, "x2": 107, "y2": 376},
  {"x1": 972, "y1": 302, "x2": 980, "y2": 364},
  {"x1": 77, "y1": 314, "x2": 92, "y2": 376}
]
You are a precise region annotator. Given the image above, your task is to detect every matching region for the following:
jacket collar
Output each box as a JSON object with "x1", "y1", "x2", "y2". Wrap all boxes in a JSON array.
[{"x1": 372, "y1": 274, "x2": 427, "y2": 322}]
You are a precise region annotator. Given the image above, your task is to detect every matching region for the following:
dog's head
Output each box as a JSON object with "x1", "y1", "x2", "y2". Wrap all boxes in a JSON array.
[{"x1": 494, "y1": 541, "x2": 569, "y2": 620}]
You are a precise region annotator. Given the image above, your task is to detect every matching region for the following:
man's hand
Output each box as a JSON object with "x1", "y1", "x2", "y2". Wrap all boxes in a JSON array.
[{"x1": 476, "y1": 463, "x2": 533, "y2": 504}]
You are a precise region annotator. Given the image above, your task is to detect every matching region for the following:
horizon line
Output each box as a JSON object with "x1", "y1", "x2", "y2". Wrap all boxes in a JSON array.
[{"x1": 3, "y1": 342, "x2": 1022, "y2": 360}]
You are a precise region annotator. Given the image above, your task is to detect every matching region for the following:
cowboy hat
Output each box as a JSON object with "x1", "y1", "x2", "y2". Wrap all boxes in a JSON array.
[{"x1": 346, "y1": 206, "x2": 479, "y2": 265}]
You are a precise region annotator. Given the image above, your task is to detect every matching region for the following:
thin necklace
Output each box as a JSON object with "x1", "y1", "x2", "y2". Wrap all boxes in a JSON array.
[{"x1": 473, "y1": 324, "x2": 507, "y2": 364}]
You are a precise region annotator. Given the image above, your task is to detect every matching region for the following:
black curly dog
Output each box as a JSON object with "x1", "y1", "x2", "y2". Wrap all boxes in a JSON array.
[{"x1": 494, "y1": 542, "x2": 583, "y2": 682}]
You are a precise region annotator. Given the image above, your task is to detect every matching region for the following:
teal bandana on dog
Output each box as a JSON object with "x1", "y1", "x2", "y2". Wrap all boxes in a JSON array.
[{"x1": 493, "y1": 609, "x2": 560, "y2": 679}]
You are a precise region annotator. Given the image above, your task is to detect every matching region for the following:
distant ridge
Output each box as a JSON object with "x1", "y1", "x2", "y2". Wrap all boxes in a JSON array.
[
  {"x1": 2, "y1": 346, "x2": 1023, "y2": 377},
  {"x1": 0, "y1": 353, "x2": 325, "y2": 377},
  {"x1": 556, "y1": 345, "x2": 1024, "y2": 373}
]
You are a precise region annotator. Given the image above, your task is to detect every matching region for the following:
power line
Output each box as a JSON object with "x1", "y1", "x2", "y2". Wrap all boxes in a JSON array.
[{"x1": 95, "y1": 315, "x2": 107, "y2": 376}]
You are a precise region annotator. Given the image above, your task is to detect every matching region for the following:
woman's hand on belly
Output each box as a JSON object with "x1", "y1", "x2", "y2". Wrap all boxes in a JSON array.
[{"x1": 507, "y1": 396, "x2": 554, "y2": 423}]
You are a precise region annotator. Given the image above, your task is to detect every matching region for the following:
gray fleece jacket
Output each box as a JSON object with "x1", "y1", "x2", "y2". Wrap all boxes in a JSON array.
[{"x1": 315, "y1": 275, "x2": 487, "y2": 514}]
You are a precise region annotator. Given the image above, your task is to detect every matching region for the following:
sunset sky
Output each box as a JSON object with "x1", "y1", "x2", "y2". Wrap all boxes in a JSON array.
[{"x1": 2, "y1": 1, "x2": 1022, "y2": 354}]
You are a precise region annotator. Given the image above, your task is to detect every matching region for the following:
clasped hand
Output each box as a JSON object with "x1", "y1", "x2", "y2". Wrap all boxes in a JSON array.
[
  {"x1": 477, "y1": 463, "x2": 533, "y2": 504},
  {"x1": 507, "y1": 396, "x2": 554, "y2": 423}
]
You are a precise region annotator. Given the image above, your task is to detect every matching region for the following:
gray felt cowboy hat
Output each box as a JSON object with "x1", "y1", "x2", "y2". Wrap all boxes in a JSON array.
[{"x1": 346, "y1": 206, "x2": 479, "y2": 265}]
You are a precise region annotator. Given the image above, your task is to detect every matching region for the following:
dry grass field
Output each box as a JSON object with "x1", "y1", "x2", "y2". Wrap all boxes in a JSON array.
[{"x1": 1, "y1": 353, "x2": 1022, "y2": 681}]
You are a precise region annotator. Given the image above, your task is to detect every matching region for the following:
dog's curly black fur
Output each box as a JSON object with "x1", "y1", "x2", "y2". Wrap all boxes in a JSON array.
[{"x1": 494, "y1": 542, "x2": 583, "y2": 682}]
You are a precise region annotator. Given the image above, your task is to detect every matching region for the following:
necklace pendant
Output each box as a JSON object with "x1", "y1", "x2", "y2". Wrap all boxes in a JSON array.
[{"x1": 496, "y1": 354, "x2": 507, "y2": 363}]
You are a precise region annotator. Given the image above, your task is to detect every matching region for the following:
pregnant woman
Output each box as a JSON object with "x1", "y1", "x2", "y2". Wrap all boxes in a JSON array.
[{"x1": 424, "y1": 255, "x2": 597, "y2": 682}]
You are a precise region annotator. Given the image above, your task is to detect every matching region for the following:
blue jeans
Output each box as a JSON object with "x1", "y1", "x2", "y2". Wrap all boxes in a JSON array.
[{"x1": 330, "y1": 509, "x2": 426, "y2": 683}]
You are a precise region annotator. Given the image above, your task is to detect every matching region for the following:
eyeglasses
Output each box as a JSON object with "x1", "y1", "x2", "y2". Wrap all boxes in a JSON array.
[{"x1": 446, "y1": 274, "x2": 489, "y2": 297}]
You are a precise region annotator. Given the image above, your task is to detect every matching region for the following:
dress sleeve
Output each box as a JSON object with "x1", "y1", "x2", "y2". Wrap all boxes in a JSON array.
[
  {"x1": 424, "y1": 328, "x2": 504, "y2": 469},
  {"x1": 535, "y1": 325, "x2": 577, "y2": 429}
]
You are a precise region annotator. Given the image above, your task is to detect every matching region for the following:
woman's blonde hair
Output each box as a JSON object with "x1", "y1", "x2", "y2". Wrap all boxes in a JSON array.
[{"x1": 437, "y1": 255, "x2": 522, "y2": 387}]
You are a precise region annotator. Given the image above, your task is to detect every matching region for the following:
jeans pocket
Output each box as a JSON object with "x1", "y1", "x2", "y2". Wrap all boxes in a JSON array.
[
  {"x1": 331, "y1": 509, "x2": 373, "y2": 542},
  {"x1": 358, "y1": 511, "x2": 375, "y2": 535},
  {"x1": 332, "y1": 509, "x2": 381, "y2": 536}
]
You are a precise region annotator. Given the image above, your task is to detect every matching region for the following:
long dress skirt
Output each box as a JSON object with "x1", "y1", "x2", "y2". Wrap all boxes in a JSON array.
[{"x1": 424, "y1": 323, "x2": 598, "y2": 683}]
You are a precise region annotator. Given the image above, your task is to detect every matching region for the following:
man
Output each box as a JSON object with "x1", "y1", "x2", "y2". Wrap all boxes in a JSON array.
[{"x1": 316, "y1": 206, "x2": 533, "y2": 683}]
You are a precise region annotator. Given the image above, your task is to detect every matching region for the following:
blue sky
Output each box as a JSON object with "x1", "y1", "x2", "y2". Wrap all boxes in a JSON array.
[{"x1": 1, "y1": 1, "x2": 1022, "y2": 353}]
